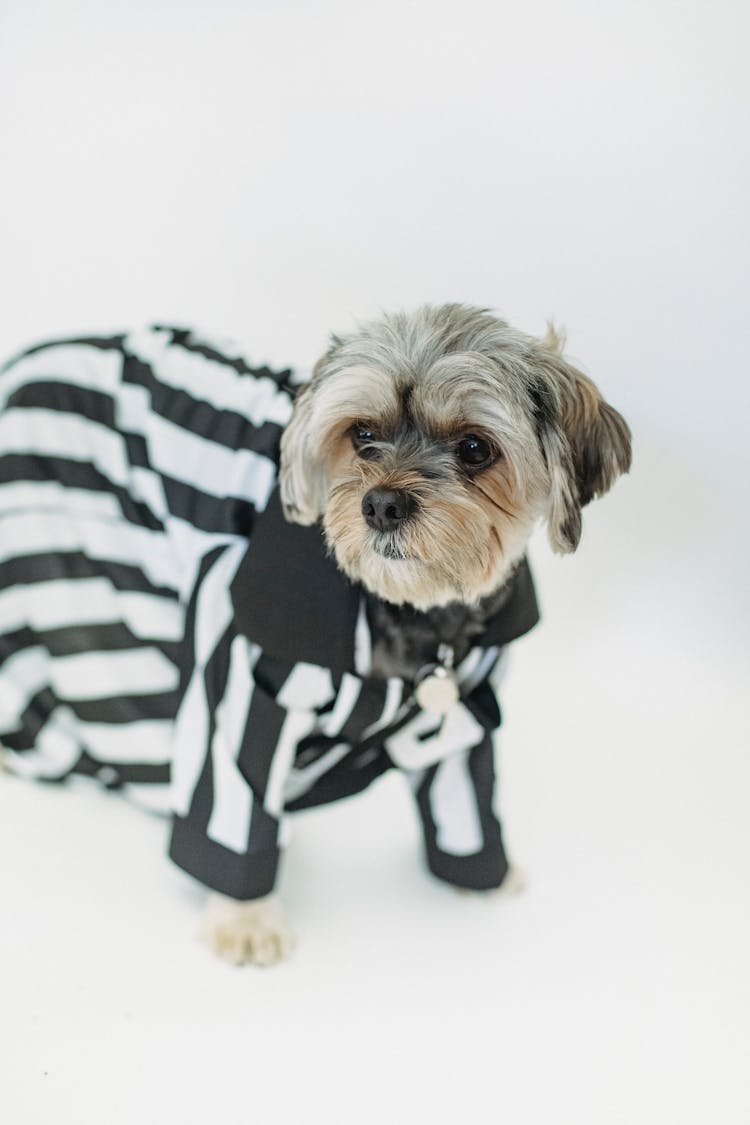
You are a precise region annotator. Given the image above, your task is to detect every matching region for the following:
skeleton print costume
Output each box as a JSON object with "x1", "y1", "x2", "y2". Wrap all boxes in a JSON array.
[{"x1": 0, "y1": 328, "x2": 539, "y2": 899}]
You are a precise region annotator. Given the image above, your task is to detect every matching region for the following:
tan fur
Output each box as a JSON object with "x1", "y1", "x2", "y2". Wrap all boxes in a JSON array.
[{"x1": 201, "y1": 893, "x2": 295, "y2": 967}]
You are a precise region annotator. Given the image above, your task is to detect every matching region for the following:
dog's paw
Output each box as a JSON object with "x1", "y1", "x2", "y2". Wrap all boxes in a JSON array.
[
  {"x1": 455, "y1": 866, "x2": 527, "y2": 897},
  {"x1": 201, "y1": 893, "x2": 296, "y2": 967},
  {"x1": 496, "y1": 865, "x2": 527, "y2": 895}
]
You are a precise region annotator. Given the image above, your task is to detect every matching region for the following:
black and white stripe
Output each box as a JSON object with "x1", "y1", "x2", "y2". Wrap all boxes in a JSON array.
[
  {"x1": 0, "y1": 328, "x2": 287, "y2": 803},
  {"x1": 1, "y1": 326, "x2": 511, "y2": 899}
]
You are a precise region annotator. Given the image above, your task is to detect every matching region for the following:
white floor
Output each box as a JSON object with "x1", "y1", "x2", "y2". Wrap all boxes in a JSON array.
[{"x1": 2, "y1": 445, "x2": 748, "y2": 1125}]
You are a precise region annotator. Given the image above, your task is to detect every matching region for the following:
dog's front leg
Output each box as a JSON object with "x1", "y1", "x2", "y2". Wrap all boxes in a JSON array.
[
  {"x1": 201, "y1": 892, "x2": 295, "y2": 966},
  {"x1": 407, "y1": 736, "x2": 515, "y2": 892}
]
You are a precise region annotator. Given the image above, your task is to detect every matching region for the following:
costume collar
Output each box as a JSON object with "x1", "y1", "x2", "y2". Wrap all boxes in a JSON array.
[
  {"x1": 230, "y1": 487, "x2": 540, "y2": 678},
  {"x1": 231, "y1": 488, "x2": 360, "y2": 677}
]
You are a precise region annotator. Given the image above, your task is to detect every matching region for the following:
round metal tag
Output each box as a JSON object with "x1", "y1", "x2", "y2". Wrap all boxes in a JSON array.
[{"x1": 414, "y1": 665, "x2": 460, "y2": 714}]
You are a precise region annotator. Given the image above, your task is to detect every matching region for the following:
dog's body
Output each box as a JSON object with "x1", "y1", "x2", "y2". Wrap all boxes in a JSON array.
[{"x1": 0, "y1": 306, "x2": 630, "y2": 964}]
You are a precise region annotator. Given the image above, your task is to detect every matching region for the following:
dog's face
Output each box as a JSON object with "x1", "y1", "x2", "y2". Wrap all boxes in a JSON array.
[{"x1": 280, "y1": 304, "x2": 631, "y2": 609}]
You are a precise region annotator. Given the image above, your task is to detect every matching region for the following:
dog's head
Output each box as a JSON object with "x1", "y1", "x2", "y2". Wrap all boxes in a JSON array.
[{"x1": 280, "y1": 304, "x2": 631, "y2": 609}]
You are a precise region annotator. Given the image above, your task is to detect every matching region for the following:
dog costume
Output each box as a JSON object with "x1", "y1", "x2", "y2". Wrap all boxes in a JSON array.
[{"x1": 0, "y1": 327, "x2": 539, "y2": 897}]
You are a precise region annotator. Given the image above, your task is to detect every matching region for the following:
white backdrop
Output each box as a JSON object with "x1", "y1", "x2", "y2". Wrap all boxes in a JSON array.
[{"x1": 1, "y1": 2, "x2": 748, "y2": 1123}]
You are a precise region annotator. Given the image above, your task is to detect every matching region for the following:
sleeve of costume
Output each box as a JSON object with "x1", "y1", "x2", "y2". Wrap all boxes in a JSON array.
[
  {"x1": 393, "y1": 663, "x2": 511, "y2": 891},
  {"x1": 406, "y1": 735, "x2": 510, "y2": 890},
  {"x1": 167, "y1": 542, "x2": 335, "y2": 900}
]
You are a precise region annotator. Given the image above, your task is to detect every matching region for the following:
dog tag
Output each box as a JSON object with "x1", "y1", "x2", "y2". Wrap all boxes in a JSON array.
[
  {"x1": 414, "y1": 666, "x2": 460, "y2": 713},
  {"x1": 414, "y1": 643, "x2": 459, "y2": 715}
]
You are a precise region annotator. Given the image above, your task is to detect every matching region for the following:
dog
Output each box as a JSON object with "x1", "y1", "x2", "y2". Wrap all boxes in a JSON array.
[{"x1": 0, "y1": 304, "x2": 631, "y2": 965}]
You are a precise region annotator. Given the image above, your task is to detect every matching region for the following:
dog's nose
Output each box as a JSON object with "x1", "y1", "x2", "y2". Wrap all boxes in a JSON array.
[{"x1": 361, "y1": 488, "x2": 415, "y2": 533}]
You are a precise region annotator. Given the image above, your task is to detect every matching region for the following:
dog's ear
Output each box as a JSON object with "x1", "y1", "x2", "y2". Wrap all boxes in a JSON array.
[
  {"x1": 279, "y1": 378, "x2": 329, "y2": 525},
  {"x1": 280, "y1": 334, "x2": 352, "y2": 525},
  {"x1": 531, "y1": 330, "x2": 631, "y2": 554}
]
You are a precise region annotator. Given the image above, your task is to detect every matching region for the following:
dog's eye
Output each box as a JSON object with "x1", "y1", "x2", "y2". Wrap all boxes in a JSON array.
[
  {"x1": 456, "y1": 435, "x2": 493, "y2": 467},
  {"x1": 351, "y1": 422, "x2": 381, "y2": 458}
]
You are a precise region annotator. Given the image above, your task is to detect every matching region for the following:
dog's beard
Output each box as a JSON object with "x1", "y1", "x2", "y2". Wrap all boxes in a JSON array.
[{"x1": 322, "y1": 473, "x2": 536, "y2": 609}]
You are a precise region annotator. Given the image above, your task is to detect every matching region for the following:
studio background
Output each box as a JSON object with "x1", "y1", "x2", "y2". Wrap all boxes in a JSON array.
[{"x1": 1, "y1": 2, "x2": 748, "y2": 1123}]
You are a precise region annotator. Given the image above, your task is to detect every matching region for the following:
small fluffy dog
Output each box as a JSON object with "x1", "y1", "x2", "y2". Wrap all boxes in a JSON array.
[{"x1": 0, "y1": 304, "x2": 630, "y2": 965}]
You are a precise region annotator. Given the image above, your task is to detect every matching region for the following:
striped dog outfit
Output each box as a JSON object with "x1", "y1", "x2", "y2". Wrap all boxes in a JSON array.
[{"x1": 0, "y1": 327, "x2": 539, "y2": 899}]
